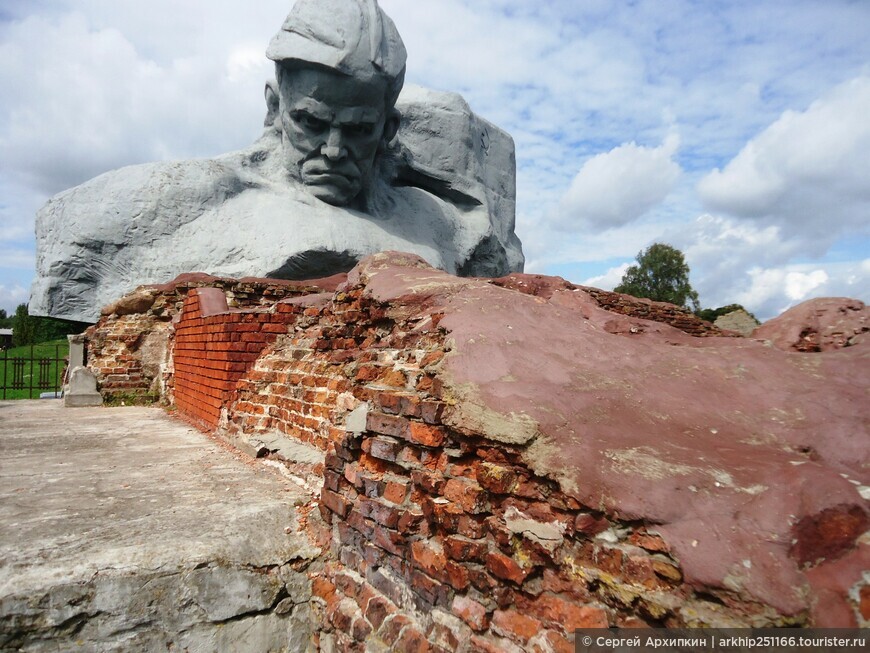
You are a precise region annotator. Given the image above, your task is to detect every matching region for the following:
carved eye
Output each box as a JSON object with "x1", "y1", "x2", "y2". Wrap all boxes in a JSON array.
[
  {"x1": 345, "y1": 123, "x2": 376, "y2": 137},
  {"x1": 292, "y1": 112, "x2": 328, "y2": 133}
]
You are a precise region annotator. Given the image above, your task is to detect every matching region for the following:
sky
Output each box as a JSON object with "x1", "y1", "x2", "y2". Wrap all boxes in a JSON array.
[{"x1": 1, "y1": 0, "x2": 868, "y2": 321}]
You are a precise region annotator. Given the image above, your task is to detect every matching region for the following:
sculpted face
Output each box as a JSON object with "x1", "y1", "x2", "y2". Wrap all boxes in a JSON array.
[{"x1": 278, "y1": 66, "x2": 394, "y2": 207}]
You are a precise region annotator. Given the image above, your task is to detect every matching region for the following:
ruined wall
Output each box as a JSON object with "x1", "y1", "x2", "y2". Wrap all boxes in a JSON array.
[
  {"x1": 86, "y1": 273, "x2": 340, "y2": 402},
  {"x1": 83, "y1": 257, "x2": 869, "y2": 651}
]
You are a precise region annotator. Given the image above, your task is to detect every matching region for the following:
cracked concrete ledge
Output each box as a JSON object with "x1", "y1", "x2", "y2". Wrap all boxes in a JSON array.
[{"x1": 0, "y1": 401, "x2": 320, "y2": 652}]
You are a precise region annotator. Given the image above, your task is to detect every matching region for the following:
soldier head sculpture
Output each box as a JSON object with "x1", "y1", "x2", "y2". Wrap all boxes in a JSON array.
[
  {"x1": 266, "y1": 0, "x2": 406, "y2": 209},
  {"x1": 30, "y1": 0, "x2": 524, "y2": 322}
]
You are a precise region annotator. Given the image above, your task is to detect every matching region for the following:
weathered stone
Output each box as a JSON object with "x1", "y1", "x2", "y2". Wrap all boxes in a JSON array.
[
  {"x1": 753, "y1": 297, "x2": 869, "y2": 352},
  {"x1": 714, "y1": 308, "x2": 759, "y2": 336},
  {"x1": 0, "y1": 402, "x2": 317, "y2": 651},
  {"x1": 63, "y1": 366, "x2": 102, "y2": 407}
]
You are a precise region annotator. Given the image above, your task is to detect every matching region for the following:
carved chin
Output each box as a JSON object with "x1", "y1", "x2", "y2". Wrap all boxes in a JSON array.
[{"x1": 303, "y1": 174, "x2": 362, "y2": 206}]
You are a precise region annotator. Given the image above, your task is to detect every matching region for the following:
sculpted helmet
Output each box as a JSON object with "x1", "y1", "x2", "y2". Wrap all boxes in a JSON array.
[{"x1": 266, "y1": 0, "x2": 407, "y2": 106}]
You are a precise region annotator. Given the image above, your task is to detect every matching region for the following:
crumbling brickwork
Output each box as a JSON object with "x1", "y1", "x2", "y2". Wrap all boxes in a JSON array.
[
  {"x1": 86, "y1": 273, "x2": 340, "y2": 403},
  {"x1": 84, "y1": 257, "x2": 869, "y2": 650},
  {"x1": 489, "y1": 274, "x2": 729, "y2": 337},
  {"x1": 169, "y1": 279, "x2": 821, "y2": 650}
]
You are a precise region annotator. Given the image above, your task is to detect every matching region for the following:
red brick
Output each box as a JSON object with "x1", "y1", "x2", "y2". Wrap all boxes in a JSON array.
[
  {"x1": 444, "y1": 535, "x2": 489, "y2": 562},
  {"x1": 311, "y1": 576, "x2": 337, "y2": 602},
  {"x1": 456, "y1": 515, "x2": 487, "y2": 539},
  {"x1": 594, "y1": 546, "x2": 623, "y2": 575},
  {"x1": 398, "y1": 394, "x2": 422, "y2": 418},
  {"x1": 427, "y1": 621, "x2": 461, "y2": 652},
  {"x1": 444, "y1": 561, "x2": 470, "y2": 591},
  {"x1": 372, "y1": 524, "x2": 405, "y2": 556},
  {"x1": 358, "y1": 497, "x2": 401, "y2": 528},
  {"x1": 629, "y1": 531, "x2": 670, "y2": 553},
  {"x1": 382, "y1": 478, "x2": 410, "y2": 504},
  {"x1": 351, "y1": 615, "x2": 373, "y2": 641},
  {"x1": 343, "y1": 462, "x2": 363, "y2": 488},
  {"x1": 366, "y1": 412, "x2": 410, "y2": 438},
  {"x1": 321, "y1": 489, "x2": 352, "y2": 518},
  {"x1": 410, "y1": 569, "x2": 451, "y2": 608},
  {"x1": 367, "y1": 435, "x2": 402, "y2": 462},
  {"x1": 363, "y1": 595, "x2": 395, "y2": 631},
  {"x1": 397, "y1": 509, "x2": 427, "y2": 535},
  {"x1": 378, "y1": 614, "x2": 413, "y2": 645},
  {"x1": 379, "y1": 368, "x2": 408, "y2": 388},
  {"x1": 420, "y1": 400, "x2": 446, "y2": 424},
  {"x1": 395, "y1": 625, "x2": 431, "y2": 652},
  {"x1": 377, "y1": 392, "x2": 403, "y2": 414},
  {"x1": 451, "y1": 594, "x2": 489, "y2": 632},
  {"x1": 535, "y1": 630, "x2": 574, "y2": 653},
  {"x1": 485, "y1": 551, "x2": 532, "y2": 585},
  {"x1": 411, "y1": 539, "x2": 447, "y2": 578},
  {"x1": 412, "y1": 469, "x2": 446, "y2": 494},
  {"x1": 408, "y1": 422, "x2": 446, "y2": 447},
  {"x1": 331, "y1": 595, "x2": 365, "y2": 635},
  {"x1": 331, "y1": 569, "x2": 362, "y2": 598},
  {"x1": 518, "y1": 593, "x2": 609, "y2": 630},
  {"x1": 469, "y1": 635, "x2": 519, "y2": 653},
  {"x1": 467, "y1": 566, "x2": 497, "y2": 592},
  {"x1": 491, "y1": 609, "x2": 542, "y2": 643},
  {"x1": 443, "y1": 478, "x2": 488, "y2": 513},
  {"x1": 476, "y1": 462, "x2": 519, "y2": 494}
]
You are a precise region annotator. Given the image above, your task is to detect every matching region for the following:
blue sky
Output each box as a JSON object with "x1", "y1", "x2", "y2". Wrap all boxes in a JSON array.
[{"x1": 1, "y1": 0, "x2": 868, "y2": 320}]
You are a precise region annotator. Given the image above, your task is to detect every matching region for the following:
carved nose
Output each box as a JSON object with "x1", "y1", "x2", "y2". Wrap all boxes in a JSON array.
[{"x1": 322, "y1": 128, "x2": 348, "y2": 161}]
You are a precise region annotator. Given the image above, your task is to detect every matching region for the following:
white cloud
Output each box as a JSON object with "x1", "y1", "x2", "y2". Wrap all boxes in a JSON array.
[
  {"x1": 0, "y1": 11, "x2": 272, "y2": 195},
  {"x1": 697, "y1": 76, "x2": 870, "y2": 241},
  {"x1": 736, "y1": 264, "x2": 867, "y2": 321},
  {"x1": 665, "y1": 214, "x2": 868, "y2": 321},
  {"x1": 582, "y1": 263, "x2": 631, "y2": 291},
  {"x1": 0, "y1": 284, "x2": 28, "y2": 315},
  {"x1": 554, "y1": 133, "x2": 681, "y2": 232}
]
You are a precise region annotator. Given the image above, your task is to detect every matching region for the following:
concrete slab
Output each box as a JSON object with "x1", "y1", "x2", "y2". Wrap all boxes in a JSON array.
[{"x1": 0, "y1": 401, "x2": 318, "y2": 652}]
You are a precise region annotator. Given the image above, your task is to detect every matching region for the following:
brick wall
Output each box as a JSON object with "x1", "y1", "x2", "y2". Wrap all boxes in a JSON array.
[
  {"x1": 86, "y1": 273, "x2": 341, "y2": 403},
  {"x1": 172, "y1": 289, "x2": 305, "y2": 430},
  {"x1": 87, "y1": 268, "x2": 861, "y2": 650},
  {"x1": 175, "y1": 281, "x2": 792, "y2": 650}
]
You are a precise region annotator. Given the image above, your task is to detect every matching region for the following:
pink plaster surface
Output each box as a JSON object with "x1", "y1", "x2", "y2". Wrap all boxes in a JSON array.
[{"x1": 353, "y1": 252, "x2": 869, "y2": 622}]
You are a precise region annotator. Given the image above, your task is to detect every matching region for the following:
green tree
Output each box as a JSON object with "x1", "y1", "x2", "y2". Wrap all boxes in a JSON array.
[
  {"x1": 12, "y1": 304, "x2": 37, "y2": 346},
  {"x1": 0, "y1": 309, "x2": 10, "y2": 328},
  {"x1": 614, "y1": 243, "x2": 700, "y2": 311}
]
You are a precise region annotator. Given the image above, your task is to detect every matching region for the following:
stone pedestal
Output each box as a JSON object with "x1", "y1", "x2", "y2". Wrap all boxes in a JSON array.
[
  {"x1": 67, "y1": 333, "x2": 85, "y2": 369},
  {"x1": 64, "y1": 366, "x2": 102, "y2": 407}
]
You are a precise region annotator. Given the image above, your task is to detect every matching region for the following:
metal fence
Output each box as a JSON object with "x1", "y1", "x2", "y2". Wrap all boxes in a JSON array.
[{"x1": 0, "y1": 344, "x2": 66, "y2": 399}]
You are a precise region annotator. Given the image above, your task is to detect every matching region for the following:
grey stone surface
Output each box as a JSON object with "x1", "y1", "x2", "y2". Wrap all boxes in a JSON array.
[
  {"x1": 344, "y1": 403, "x2": 369, "y2": 434},
  {"x1": 66, "y1": 333, "x2": 85, "y2": 370},
  {"x1": 63, "y1": 365, "x2": 102, "y2": 407},
  {"x1": 0, "y1": 401, "x2": 318, "y2": 652},
  {"x1": 714, "y1": 308, "x2": 759, "y2": 336},
  {"x1": 31, "y1": 0, "x2": 523, "y2": 323}
]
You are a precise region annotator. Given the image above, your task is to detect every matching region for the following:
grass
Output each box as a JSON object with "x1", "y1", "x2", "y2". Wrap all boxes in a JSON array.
[{"x1": 0, "y1": 339, "x2": 69, "y2": 400}]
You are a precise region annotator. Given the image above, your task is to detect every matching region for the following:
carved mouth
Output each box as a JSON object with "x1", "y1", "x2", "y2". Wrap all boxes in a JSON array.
[
  {"x1": 305, "y1": 171, "x2": 355, "y2": 189},
  {"x1": 302, "y1": 160, "x2": 360, "y2": 189}
]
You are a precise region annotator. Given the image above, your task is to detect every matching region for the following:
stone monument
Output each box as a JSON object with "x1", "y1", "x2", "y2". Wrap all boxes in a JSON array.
[{"x1": 31, "y1": 0, "x2": 524, "y2": 323}]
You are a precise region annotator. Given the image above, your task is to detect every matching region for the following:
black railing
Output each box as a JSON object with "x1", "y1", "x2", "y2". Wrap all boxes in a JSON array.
[{"x1": 0, "y1": 344, "x2": 66, "y2": 400}]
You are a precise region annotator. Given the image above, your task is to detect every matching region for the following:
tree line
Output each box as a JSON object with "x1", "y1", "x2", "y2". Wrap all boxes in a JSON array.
[{"x1": 0, "y1": 304, "x2": 88, "y2": 348}]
